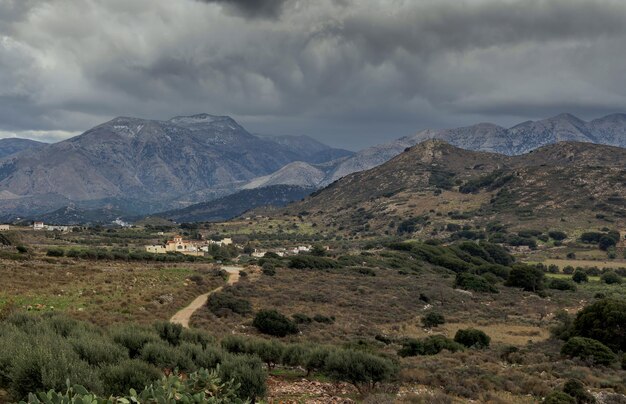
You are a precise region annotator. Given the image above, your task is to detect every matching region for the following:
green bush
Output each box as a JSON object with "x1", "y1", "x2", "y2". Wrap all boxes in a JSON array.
[
  {"x1": 505, "y1": 265, "x2": 545, "y2": 292},
  {"x1": 292, "y1": 313, "x2": 312, "y2": 324},
  {"x1": 324, "y1": 349, "x2": 396, "y2": 392},
  {"x1": 548, "y1": 278, "x2": 577, "y2": 291},
  {"x1": 544, "y1": 391, "x2": 576, "y2": 404},
  {"x1": 571, "y1": 298, "x2": 626, "y2": 352},
  {"x1": 153, "y1": 322, "x2": 183, "y2": 346},
  {"x1": 253, "y1": 310, "x2": 299, "y2": 337},
  {"x1": 398, "y1": 335, "x2": 463, "y2": 357},
  {"x1": 288, "y1": 255, "x2": 339, "y2": 270},
  {"x1": 100, "y1": 359, "x2": 166, "y2": 396},
  {"x1": 218, "y1": 354, "x2": 266, "y2": 401},
  {"x1": 69, "y1": 336, "x2": 128, "y2": 367},
  {"x1": 562, "y1": 379, "x2": 595, "y2": 404},
  {"x1": 421, "y1": 312, "x2": 445, "y2": 328},
  {"x1": 454, "y1": 329, "x2": 490, "y2": 348},
  {"x1": 561, "y1": 337, "x2": 616, "y2": 366},
  {"x1": 111, "y1": 325, "x2": 159, "y2": 358},
  {"x1": 600, "y1": 271, "x2": 622, "y2": 284},
  {"x1": 454, "y1": 273, "x2": 498, "y2": 293},
  {"x1": 304, "y1": 347, "x2": 332, "y2": 376},
  {"x1": 572, "y1": 270, "x2": 589, "y2": 284},
  {"x1": 207, "y1": 291, "x2": 252, "y2": 317},
  {"x1": 45, "y1": 249, "x2": 64, "y2": 257},
  {"x1": 139, "y1": 342, "x2": 193, "y2": 371},
  {"x1": 548, "y1": 231, "x2": 568, "y2": 241}
]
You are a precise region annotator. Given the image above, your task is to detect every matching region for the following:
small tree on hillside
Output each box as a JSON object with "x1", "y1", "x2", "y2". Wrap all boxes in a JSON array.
[
  {"x1": 572, "y1": 270, "x2": 588, "y2": 284},
  {"x1": 253, "y1": 310, "x2": 299, "y2": 337},
  {"x1": 504, "y1": 265, "x2": 545, "y2": 292},
  {"x1": 422, "y1": 312, "x2": 445, "y2": 328}
]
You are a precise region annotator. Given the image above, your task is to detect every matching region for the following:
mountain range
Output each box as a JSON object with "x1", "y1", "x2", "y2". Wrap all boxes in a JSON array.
[
  {"x1": 0, "y1": 114, "x2": 351, "y2": 218},
  {"x1": 0, "y1": 112, "x2": 625, "y2": 223},
  {"x1": 251, "y1": 113, "x2": 626, "y2": 189},
  {"x1": 271, "y1": 140, "x2": 626, "y2": 235}
]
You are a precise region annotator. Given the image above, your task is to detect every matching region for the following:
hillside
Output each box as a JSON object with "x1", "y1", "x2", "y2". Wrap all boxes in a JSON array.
[
  {"x1": 0, "y1": 138, "x2": 46, "y2": 158},
  {"x1": 322, "y1": 113, "x2": 626, "y2": 184},
  {"x1": 272, "y1": 141, "x2": 626, "y2": 236},
  {"x1": 0, "y1": 114, "x2": 345, "y2": 217},
  {"x1": 157, "y1": 185, "x2": 314, "y2": 223}
]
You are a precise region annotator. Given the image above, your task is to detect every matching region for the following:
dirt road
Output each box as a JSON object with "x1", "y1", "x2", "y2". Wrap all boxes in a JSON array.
[{"x1": 170, "y1": 265, "x2": 242, "y2": 328}]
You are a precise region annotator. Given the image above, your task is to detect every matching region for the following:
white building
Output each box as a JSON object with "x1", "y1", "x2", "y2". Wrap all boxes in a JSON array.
[
  {"x1": 33, "y1": 222, "x2": 45, "y2": 230},
  {"x1": 208, "y1": 238, "x2": 233, "y2": 247},
  {"x1": 0, "y1": 224, "x2": 10, "y2": 231}
]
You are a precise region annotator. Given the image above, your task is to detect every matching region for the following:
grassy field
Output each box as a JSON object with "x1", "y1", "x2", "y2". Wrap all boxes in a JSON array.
[{"x1": 0, "y1": 257, "x2": 224, "y2": 326}]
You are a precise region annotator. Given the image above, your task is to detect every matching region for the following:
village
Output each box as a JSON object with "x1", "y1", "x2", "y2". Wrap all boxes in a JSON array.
[{"x1": 145, "y1": 234, "x2": 314, "y2": 258}]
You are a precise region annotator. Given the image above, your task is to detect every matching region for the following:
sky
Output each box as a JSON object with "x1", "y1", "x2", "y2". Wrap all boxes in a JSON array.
[{"x1": 1, "y1": 0, "x2": 626, "y2": 150}]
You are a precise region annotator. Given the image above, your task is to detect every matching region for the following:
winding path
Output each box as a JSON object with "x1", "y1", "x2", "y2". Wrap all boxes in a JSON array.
[{"x1": 170, "y1": 265, "x2": 243, "y2": 328}]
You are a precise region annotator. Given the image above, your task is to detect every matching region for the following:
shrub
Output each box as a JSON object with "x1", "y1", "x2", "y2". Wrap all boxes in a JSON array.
[
  {"x1": 281, "y1": 344, "x2": 309, "y2": 367},
  {"x1": 100, "y1": 359, "x2": 162, "y2": 396},
  {"x1": 548, "y1": 231, "x2": 568, "y2": 241},
  {"x1": 398, "y1": 335, "x2": 463, "y2": 357},
  {"x1": 139, "y1": 342, "x2": 193, "y2": 371},
  {"x1": 454, "y1": 273, "x2": 498, "y2": 293},
  {"x1": 16, "y1": 245, "x2": 28, "y2": 254},
  {"x1": 218, "y1": 354, "x2": 266, "y2": 401},
  {"x1": 600, "y1": 271, "x2": 622, "y2": 284},
  {"x1": 207, "y1": 291, "x2": 252, "y2": 317},
  {"x1": 246, "y1": 339, "x2": 285, "y2": 370},
  {"x1": 111, "y1": 326, "x2": 159, "y2": 358},
  {"x1": 505, "y1": 265, "x2": 545, "y2": 292},
  {"x1": 561, "y1": 337, "x2": 616, "y2": 366},
  {"x1": 292, "y1": 313, "x2": 312, "y2": 324},
  {"x1": 571, "y1": 298, "x2": 626, "y2": 352},
  {"x1": 421, "y1": 312, "x2": 445, "y2": 328},
  {"x1": 544, "y1": 391, "x2": 576, "y2": 404},
  {"x1": 572, "y1": 270, "x2": 589, "y2": 284},
  {"x1": 261, "y1": 262, "x2": 276, "y2": 276},
  {"x1": 288, "y1": 255, "x2": 339, "y2": 270},
  {"x1": 548, "y1": 278, "x2": 577, "y2": 291},
  {"x1": 312, "y1": 314, "x2": 335, "y2": 324},
  {"x1": 324, "y1": 350, "x2": 396, "y2": 392},
  {"x1": 45, "y1": 248, "x2": 64, "y2": 257},
  {"x1": 304, "y1": 347, "x2": 332, "y2": 376},
  {"x1": 153, "y1": 322, "x2": 183, "y2": 346},
  {"x1": 252, "y1": 310, "x2": 299, "y2": 337},
  {"x1": 562, "y1": 379, "x2": 595, "y2": 404},
  {"x1": 454, "y1": 329, "x2": 490, "y2": 348},
  {"x1": 69, "y1": 336, "x2": 128, "y2": 367}
]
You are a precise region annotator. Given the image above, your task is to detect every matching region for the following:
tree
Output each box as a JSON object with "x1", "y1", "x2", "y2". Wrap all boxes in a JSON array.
[
  {"x1": 571, "y1": 298, "x2": 626, "y2": 352},
  {"x1": 309, "y1": 244, "x2": 327, "y2": 257},
  {"x1": 505, "y1": 265, "x2": 545, "y2": 292},
  {"x1": 421, "y1": 312, "x2": 445, "y2": 328},
  {"x1": 548, "y1": 231, "x2": 568, "y2": 241},
  {"x1": 454, "y1": 329, "x2": 490, "y2": 348},
  {"x1": 572, "y1": 270, "x2": 588, "y2": 284},
  {"x1": 324, "y1": 350, "x2": 396, "y2": 392},
  {"x1": 561, "y1": 337, "x2": 616, "y2": 366},
  {"x1": 562, "y1": 379, "x2": 595, "y2": 404},
  {"x1": 598, "y1": 236, "x2": 617, "y2": 251},
  {"x1": 600, "y1": 271, "x2": 622, "y2": 285},
  {"x1": 252, "y1": 310, "x2": 299, "y2": 337}
]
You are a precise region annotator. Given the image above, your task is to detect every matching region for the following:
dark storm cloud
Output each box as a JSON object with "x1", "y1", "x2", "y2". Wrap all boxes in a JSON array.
[
  {"x1": 1, "y1": 0, "x2": 626, "y2": 148},
  {"x1": 198, "y1": 0, "x2": 288, "y2": 18}
]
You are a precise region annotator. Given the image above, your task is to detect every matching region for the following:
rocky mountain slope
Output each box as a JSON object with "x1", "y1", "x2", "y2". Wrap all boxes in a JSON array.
[
  {"x1": 317, "y1": 113, "x2": 626, "y2": 185},
  {"x1": 271, "y1": 140, "x2": 626, "y2": 235},
  {"x1": 0, "y1": 114, "x2": 347, "y2": 217},
  {"x1": 157, "y1": 185, "x2": 314, "y2": 223},
  {"x1": 0, "y1": 138, "x2": 46, "y2": 158}
]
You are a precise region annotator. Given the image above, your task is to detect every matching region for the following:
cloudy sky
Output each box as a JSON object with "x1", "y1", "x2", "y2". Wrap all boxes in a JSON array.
[{"x1": 1, "y1": 0, "x2": 626, "y2": 149}]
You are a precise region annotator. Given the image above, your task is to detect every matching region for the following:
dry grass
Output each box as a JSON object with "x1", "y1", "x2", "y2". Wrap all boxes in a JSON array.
[{"x1": 0, "y1": 257, "x2": 224, "y2": 326}]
